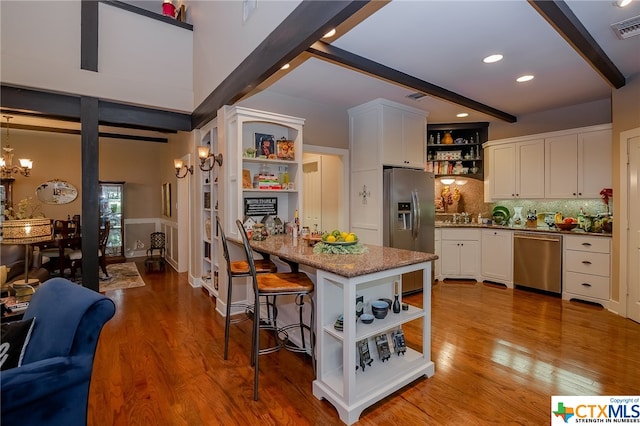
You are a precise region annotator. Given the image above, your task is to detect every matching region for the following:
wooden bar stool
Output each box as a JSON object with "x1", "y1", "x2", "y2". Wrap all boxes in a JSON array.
[
  {"x1": 236, "y1": 219, "x2": 315, "y2": 401},
  {"x1": 217, "y1": 216, "x2": 277, "y2": 360}
]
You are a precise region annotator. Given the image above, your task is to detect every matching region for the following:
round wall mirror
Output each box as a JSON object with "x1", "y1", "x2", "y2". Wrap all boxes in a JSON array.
[{"x1": 36, "y1": 179, "x2": 78, "y2": 205}]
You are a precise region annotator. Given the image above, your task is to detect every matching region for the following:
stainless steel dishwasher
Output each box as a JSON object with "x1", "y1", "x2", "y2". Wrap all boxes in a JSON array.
[{"x1": 513, "y1": 232, "x2": 562, "y2": 293}]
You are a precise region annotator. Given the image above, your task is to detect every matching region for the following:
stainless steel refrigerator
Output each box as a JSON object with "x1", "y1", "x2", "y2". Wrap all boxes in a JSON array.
[{"x1": 383, "y1": 168, "x2": 435, "y2": 294}]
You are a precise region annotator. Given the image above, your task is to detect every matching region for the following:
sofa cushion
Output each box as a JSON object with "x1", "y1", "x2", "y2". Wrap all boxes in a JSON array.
[{"x1": 0, "y1": 317, "x2": 35, "y2": 370}]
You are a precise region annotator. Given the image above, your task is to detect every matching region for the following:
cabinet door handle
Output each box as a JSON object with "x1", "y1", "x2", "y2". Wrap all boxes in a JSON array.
[
  {"x1": 573, "y1": 193, "x2": 577, "y2": 196},
  {"x1": 581, "y1": 242, "x2": 592, "y2": 246},
  {"x1": 581, "y1": 283, "x2": 592, "y2": 287},
  {"x1": 582, "y1": 261, "x2": 592, "y2": 265}
]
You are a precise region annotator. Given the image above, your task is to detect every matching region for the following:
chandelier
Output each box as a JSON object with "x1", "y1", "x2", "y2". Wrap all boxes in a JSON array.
[{"x1": 1, "y1": 115, "x2": 32, "y2": 178}]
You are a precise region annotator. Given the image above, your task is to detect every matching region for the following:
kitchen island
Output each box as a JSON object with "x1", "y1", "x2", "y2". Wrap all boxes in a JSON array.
[{"x1": 245, "y1": 235, "x2": 437, "y2": 425}]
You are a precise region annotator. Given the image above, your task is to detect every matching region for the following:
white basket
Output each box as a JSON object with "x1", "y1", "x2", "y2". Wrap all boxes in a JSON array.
[{"x1": 435, "y1": 150, "x2": 462, "y2": 161}]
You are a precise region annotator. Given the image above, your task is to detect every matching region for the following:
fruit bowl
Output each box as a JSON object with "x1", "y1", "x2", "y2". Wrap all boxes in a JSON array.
[{"x1": 555, "y1": 222, "x2": 577, "y2": 231}]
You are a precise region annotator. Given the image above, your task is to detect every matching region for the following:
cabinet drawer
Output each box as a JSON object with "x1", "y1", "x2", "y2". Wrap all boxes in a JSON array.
[
  {"x1": 564, "y1": 236, "x2": 610, "y2": 253},
  {"x1": 564, "y1": 271, "x2": 610, "y2": 300},
  {"x1": 565, "y1": 250, "x2": 610, "y2": 277},
  {"x1": 441, "y1": 228, "x2": 480, "y2": 241}
]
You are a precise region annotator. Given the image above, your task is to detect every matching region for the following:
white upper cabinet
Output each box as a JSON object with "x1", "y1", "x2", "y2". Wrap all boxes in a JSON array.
[
  {"x1": 485, "y1": 124, "x2": 611, "y2": 201},
  {"x1": 487, "y1": 139, "x2": 545, "y2": 200},
  {"x1": 350, "y1": 98, "x2": 427, "y2": 170},
  {"x1": 381, "y1": 104, "x2": 427, "y2": 169},
  {"x1": 545, "y1": 127, "x2": 612, "y2": 199}
]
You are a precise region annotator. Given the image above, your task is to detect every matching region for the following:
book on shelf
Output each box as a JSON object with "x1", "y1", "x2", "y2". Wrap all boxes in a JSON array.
[{"x1": 204, "y1": 192, "x2": 211, "y2": 209}]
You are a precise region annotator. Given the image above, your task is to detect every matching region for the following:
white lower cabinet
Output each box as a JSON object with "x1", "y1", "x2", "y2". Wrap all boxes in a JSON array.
[
  {"x1": 481, "y1": 229, "x2": 513, "y2": 287},
  {"x1": 562, "y1": 235, "x2": 611, "y2": 306},
  {"x1": 439, "y1": 229, "x2": 481, "y2": 280}
]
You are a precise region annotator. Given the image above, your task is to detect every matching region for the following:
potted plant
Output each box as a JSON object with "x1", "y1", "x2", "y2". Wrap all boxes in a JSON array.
[{"x1": 245, "y1": 147, "x2": 256, "y2": 158}]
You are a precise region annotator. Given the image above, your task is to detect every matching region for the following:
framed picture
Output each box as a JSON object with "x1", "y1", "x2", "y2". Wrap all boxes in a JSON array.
[
  {"x1": 276, "y1": 138, "x2": 295, "y2": 160},
  {"x1": 255, "y1": 133, "x2": 275, "y2": 158},
  {"x1": 162, "y1": 183, "x2": 171, "y2": 217}
]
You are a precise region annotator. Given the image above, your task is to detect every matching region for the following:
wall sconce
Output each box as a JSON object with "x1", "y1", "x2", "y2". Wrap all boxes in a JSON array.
[
  {"x1": 174, "y1": 159, "x2": 193, "y2": 179},
  {"x1": 197, "y1": 146, "x2": 223, "y2": 172}
]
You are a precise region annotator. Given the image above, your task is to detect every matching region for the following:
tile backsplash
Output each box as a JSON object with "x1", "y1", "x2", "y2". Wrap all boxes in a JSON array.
[{"x1": 433, "y1": 177, "x2": 610, "y2": 222}]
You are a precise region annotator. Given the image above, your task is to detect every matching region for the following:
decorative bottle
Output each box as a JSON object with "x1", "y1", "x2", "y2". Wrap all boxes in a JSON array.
[
  {"x1": 442, "y1": 131, "x2": 453, "y2": 145},
  {"x1": 392, "y1": 281, "x2": 401, "y2": 314}
]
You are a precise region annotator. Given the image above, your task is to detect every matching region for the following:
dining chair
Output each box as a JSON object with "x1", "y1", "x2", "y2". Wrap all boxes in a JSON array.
[
  {"x1": 235, "y1": 219, "x2": 315, "y2": 401},
  {"x1": 144, "y1": 232, "x2": 166, "y2": 272},
  {"x1": 69, "y1": 222, "x2": 110, "y2": 280},
  {"x1": 216, "y1": 216, "x2": 276, "y2": 360}
]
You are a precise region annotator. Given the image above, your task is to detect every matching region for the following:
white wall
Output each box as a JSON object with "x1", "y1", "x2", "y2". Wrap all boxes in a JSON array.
[
  {"x1": 0, "y1": 1, "x2": 193, "y2": 112},
  {"x1": 190, "y1": 0, "x2": 301, "y2": 108},
  {"x1": 238, "y1": 90, "x2": 350, "y2": 149}
]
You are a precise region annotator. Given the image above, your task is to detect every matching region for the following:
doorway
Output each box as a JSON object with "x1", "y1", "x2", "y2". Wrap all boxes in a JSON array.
[
  {"x1": 625, "y1": 131, "x2": 640, "y2": 323},
  {"x1": 302, "y1": 146, "x2": 349, "y2": 233}
]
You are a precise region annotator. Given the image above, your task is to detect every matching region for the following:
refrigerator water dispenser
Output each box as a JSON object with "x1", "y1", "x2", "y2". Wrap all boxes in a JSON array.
[{"x1": 397, "y1": 202, "x2": 412, "y2": 230}]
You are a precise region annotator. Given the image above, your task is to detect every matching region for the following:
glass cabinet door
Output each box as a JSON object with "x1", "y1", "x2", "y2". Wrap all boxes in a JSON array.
[{"x1": 99, "y1": 181, "x2": 125, "y2": 262}]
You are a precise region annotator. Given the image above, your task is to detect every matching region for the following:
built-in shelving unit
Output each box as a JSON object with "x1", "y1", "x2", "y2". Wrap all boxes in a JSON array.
[
  {"x1": 199, "y1": 120, "x2": 219, "y2": 298},
  {"x1": 426, "y1": 122, "x2": 488, "y2": 181},
  {"x1": 220, "y1": 105, "x2": 304, "y2": 241}
]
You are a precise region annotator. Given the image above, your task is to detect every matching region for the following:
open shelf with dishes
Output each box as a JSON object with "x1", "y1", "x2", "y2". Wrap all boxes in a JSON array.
[
  {"x1": 313, "y1": 263, "x2": 433, "y2": 425},
  {"x1": 426, "y1": 122, "x2": 489, "y2": 181}
]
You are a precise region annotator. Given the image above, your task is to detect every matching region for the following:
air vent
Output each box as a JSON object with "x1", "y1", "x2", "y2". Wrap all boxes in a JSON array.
[
  {"x1": 611, "y1": 15, "x2": 640, "y2": 39},
  {"x1": 407, "y1": 92, "x2": 427, "y2": 100}
]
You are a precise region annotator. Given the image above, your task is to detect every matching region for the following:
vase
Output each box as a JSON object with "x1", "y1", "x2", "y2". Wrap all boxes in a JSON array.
[
  {"x1": 442, "y1": 132, "x2": 453, "y2": 145},
  {"x1": 512, "y1": 206, "x2": 524, "y2": 227}
]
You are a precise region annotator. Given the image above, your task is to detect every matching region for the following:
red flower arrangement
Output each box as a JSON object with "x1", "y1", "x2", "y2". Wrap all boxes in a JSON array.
[
  {"x1": 600, "y1": 188, "x2": 612, "y2": 205},
  {"x1": 600, "y1": 188, "x2": 612, "y2": 214}
]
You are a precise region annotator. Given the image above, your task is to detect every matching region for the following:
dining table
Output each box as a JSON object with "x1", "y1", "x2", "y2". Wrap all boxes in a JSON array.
[{"x1": 233, "y1": 233, "x2": 437, "y2": 425}]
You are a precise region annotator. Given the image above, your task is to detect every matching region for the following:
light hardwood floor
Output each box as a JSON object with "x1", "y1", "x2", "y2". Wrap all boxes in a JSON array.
[{"x1": 89, "y1": 263, "x2": 640, "y2": 425}]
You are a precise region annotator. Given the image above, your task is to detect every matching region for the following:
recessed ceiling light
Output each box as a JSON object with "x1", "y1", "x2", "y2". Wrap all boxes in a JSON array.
[
  {"x1": 456, "y1": 113, "x2": 469, "y2": 118},
  {"x1": 483, "y1": 54, "x2": 503, "y2": 64},
  {"x1": 516, "y1": 75, "x2": 534, "y2": 83},
  {"x1": 323, "y1": 29, "x2": 336, "y2": 39},
  {"x1": 281, "y1": 63, "x2": 290, "y2": 70},
  {"x1": 616, "y1": 0, "x2": 633, "y2": 7}
]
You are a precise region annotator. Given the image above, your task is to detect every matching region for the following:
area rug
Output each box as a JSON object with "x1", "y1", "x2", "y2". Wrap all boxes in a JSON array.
[{"x1": 100, "y1": 262, "x2": 145, "y2": 292}]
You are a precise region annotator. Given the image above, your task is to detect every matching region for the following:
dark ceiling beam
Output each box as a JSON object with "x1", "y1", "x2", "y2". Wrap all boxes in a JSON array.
[
  {"x1": 99, "y1": 100, "x2": 191, "y2": 132},
  {"x1": 1, "y1": 123, "x2": 169, "y2": 143},
  {"x1": 81, "y1": 0, "x2": 99, "y2": 72},
  {"x1": 307, "y1": 41, "x2": 518, "y2": 123},
  {"x1": 191, "y1": 0, "x2": 370, "y2": 129},
  {"x1": 528, "y1": 0, "x2": 625, "y2": 89},
  {"x1": 1, "y1": 85, "x2": 188, "y2": 134},
  {"x1": 1, "y1": 85, "x2": 81, "y2": 119}
]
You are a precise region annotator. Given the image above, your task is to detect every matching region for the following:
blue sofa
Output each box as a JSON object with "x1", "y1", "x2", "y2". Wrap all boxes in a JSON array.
[{"x1": 1, "y1": 277, "x2": 116, "y2": 425}]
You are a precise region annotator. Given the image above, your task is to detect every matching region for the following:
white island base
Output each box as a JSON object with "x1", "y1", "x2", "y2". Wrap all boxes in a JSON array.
[{"x1": 312, "y1": 262, "x2": 435, "y2": 425}]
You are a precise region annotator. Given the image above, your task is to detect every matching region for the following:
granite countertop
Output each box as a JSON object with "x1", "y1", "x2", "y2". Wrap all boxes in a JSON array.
[
  {"x1": 435, "y1": 222, "x2": 612, "y2": 238},
  {"x1": 236, "y1": 234, "x2": 438, "y2": 278}
]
